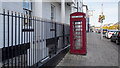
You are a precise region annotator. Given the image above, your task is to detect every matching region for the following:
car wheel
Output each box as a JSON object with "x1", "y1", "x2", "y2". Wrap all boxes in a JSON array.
[
  {"x1": 111, "y1": 39, "x2": 113, "y2": 42},
  {"x1": 116, "y1": 40, "x2": 119, "y2": 45}
]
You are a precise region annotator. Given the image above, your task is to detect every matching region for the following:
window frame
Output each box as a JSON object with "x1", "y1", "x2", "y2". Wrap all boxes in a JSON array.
[
  {"x1": 23, "y1": 0, "x2": 32, "y2": 11},
  {"x1": 51, "y1": 4, "x2": 56, "y2": 21},
  {"x1": 23, "y1": 0, "x2": 32, "y2": 26}
]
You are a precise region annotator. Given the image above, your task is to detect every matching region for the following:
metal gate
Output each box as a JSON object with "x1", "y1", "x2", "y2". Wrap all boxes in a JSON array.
[{"x1": 0, "y1": 9, "x2": 70, "y2": 68}]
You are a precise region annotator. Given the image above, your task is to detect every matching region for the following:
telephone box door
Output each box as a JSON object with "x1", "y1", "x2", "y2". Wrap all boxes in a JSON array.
[{"x1": 70, "y1": 12, "x2": 87, "y2": 55}]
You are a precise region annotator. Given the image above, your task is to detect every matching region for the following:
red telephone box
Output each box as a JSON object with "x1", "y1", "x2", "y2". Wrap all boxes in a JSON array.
[{"x1": 70, "y1": 12, "x2": 87, "y2": 55}]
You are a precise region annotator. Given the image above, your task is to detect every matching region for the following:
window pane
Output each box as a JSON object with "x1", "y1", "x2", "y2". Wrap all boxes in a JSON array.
[
  {"x1": 29, "y1": 2, "x2": 32, "y2": 10},
  {"x1": 23, "y1": 2, "x2": 26, "y2": 8},
  {"x1": 26, "y1": 1, "x2": 29, "y2": 9}
]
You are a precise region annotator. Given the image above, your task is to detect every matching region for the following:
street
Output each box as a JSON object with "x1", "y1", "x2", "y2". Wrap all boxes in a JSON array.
[
  {"x1": 57, "y1": 32, "x2": 119, "y2": 66},
  {"x1": 0, "y1": 0, "x2": 119, "y2": 67}
]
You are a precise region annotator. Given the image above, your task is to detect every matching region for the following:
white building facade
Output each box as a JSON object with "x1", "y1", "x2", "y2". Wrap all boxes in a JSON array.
[
  {"x1": 83, "y1": 5, "x2": 89, "y2": 32},
  {"x1": 0, "y1": 0, "x2": 84, "y2": 67}
]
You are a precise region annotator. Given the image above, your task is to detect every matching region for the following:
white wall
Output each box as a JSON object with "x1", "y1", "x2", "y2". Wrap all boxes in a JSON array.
[
  {"x1": 42, "y1": 2, "x2": 61, "y2": 22},
  {"x1": 0, "y1": 0, "x2": 2, "y2": 12},
  {"x1": 42, "y1": 2, "x2": 51, "y2": 20},
  {"x1": 83, "y1": 6, "x2": 89, "y2": 32},
  {"x1": 71, "y1": 0, "x2": 83, "y2": 13},
  {"x1": 65, "y1": 4, "x2": 71, "y2": 24},
  {"x1": 51, "y1": 2, "x2": 61, "y2": 22},
  {"x1": 0, "y1": 2, "x2": 72, "y2": 66},
  {"x1": 2, "y1": 2, "x2": 23, "y2": 13},
  {"x1": 0, "y1": 1, "x2": 3, "y2": 48},
  {"x1": 32, "y1": 2, "x2": 42, "y2": 17},
  {"x1": 0, "y1": 1, "x2": 2, "y2": 67}
]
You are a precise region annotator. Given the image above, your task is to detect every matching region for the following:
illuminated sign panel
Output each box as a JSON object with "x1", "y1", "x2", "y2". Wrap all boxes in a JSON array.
[{"x1": 72, "y1": 16, "x2": 83, "y2": 18}]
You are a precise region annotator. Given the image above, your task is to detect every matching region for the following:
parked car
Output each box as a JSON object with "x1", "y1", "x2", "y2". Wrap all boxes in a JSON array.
[
  {"x1": 106, "y1": 30, "x2": 117, "y2": 39},
  {"x1": 111, "y1": 31, "x2": 120, "y2": 45},
  {"x1": 103, "y1": 29, "x2": 108, "y2": 37},
  {"x1": 103, "y1": 29, "x2": 107, "y2": 34},
  {"x1": 98, "y1": 30, "x2": 101, "y2": 33}
]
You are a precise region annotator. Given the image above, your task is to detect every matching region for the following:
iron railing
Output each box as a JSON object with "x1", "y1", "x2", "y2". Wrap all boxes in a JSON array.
[{"x1": 0, "y1": 9, "x2": 70, "y2": 68}]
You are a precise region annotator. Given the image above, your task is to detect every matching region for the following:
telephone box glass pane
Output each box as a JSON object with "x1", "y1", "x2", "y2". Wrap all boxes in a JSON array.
[{"x1": 72, "y1": 21, "x2": 83, "y2": 50}]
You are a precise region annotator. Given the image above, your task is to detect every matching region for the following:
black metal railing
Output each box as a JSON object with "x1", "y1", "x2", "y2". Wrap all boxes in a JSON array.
[{"x1": 0, "y1": 9, "x2": 70, "y2": 68}]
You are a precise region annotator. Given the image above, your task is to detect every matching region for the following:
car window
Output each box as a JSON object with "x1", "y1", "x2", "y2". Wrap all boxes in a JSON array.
[
  {"x1": 116, "y1": 32, "x2": 118, "y2": 35},
  {"x1": 116, "y1": 31, "x2": 120, "y2": 35},
  {"x1": 113, "y1": 32, "x2": 116, "y2": 35},
  {"x1": 108, "y1": 30, "x2": 117, "y2": 32}
]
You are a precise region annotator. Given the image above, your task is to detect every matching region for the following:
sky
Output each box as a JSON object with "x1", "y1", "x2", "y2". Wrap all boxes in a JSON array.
[{"x1": 84, "y1": 0, "x2": 119, "y2": 27}]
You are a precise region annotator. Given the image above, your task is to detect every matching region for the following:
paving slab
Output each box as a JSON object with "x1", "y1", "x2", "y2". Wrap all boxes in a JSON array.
[{"x1": 57, "y1": 33, "x2": 118, "y2": 66}]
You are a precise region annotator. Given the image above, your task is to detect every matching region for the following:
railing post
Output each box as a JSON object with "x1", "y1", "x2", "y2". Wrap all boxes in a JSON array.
[
  {"x1": 3, "y1": 9, "x2": 5, "y2": 68},
  {"x1": 23, "y1": 13, "x2": 26, "y2": 68},
  {"x1": 32, "y1": 16, "x2": 34, "y2": 66},
  {"x1": 26, "y1": 14, "x2": 28, "y2": 68},
  {"x1": 18, "y1": 12, "x2": 20, "y2": 68},
  {"x1": 21, "y1": 13, "x2": 23, "y2": 68},
  {"x1": 15, "y1": 12, "x2": 17, "y2": 68},
  {"x1": 7, "y1": 10, "x2": 10, "y2": 68},
  {"x1": 11, "y1": 11, "x2": 13, "y2": 68},
  {"x1": 28, "y1": 14, "x2": 31, "y2": 67}
]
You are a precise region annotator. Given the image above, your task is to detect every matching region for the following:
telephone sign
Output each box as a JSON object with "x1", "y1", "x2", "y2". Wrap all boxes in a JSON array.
[{"x1": 70, "y1": 12, "x2": 87, "y2": 55}]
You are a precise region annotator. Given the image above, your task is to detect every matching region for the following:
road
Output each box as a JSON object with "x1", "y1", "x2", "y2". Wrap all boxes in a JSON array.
[{"x1": 57, "y1": 32, "x2": 119, "y2": 66}]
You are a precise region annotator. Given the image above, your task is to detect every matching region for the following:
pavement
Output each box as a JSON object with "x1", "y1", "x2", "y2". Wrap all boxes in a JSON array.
[{"x1": 57, "y1": 32, "x2": 119, "y2": 66}]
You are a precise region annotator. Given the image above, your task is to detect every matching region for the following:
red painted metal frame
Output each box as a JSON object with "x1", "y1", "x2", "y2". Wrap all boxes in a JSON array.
[{"x1": 70, "y1": 12, "x2": 87, "y2": 55}]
